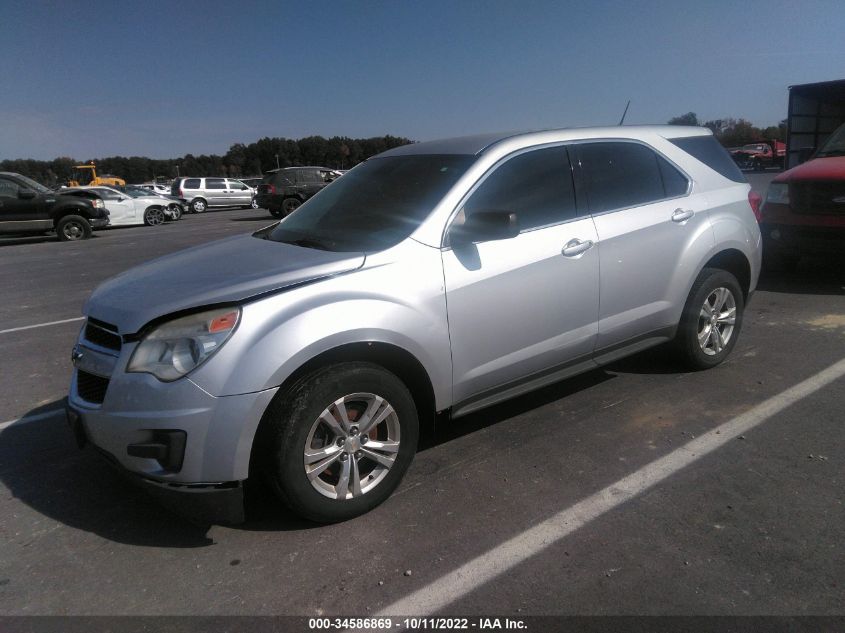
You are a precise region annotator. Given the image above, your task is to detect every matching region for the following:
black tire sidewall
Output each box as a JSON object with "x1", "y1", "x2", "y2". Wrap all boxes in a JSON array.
[
  {"x1": 262, "y1": 362, "x2": 419, "y2": 523},
  {"x1": 282, "y1": 197, "x2": 301, "y2": 215},
  {"x1": 57, "y1": 215, "x2": 92, "y2": 241},
  {"x1": 190, "y1": 198, "x2": 207, "y2": 213},
  {"x1": 678, "y1": 268, "x2": 744, "y2": 370}
]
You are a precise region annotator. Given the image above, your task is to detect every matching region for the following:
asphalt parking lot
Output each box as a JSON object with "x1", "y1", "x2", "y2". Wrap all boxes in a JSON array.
[{"x1": 1, "y1": 185, "x2": 844, "y2": 618}]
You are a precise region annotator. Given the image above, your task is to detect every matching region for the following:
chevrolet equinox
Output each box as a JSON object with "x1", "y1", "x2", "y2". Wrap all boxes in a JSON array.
[{"x1": 68, "y1": 126, "x2": 762, "y2": 523}]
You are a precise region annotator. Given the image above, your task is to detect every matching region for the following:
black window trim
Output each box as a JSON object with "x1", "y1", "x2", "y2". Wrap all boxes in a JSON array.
[
  {"x1": 570, "y1": 138, "x2": 693, "y2": 218},
  {"x1": 440, "y1": 141, "x2": 584, "y2": 249}
]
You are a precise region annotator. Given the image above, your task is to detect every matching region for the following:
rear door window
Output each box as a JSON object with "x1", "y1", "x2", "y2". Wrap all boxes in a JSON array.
[
  {"x1": 205, "y1": 178, "x2": 226, "y2": 189},
  {"x1": 577, "y1": 142, "x2": 685, "y2": 213}
]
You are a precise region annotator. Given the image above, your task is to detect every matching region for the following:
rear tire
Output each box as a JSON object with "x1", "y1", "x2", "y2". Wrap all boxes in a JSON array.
[
  {"x1": 190, "y1": 198, "x2": 207, "y2": 213},
  {"x1": 675, "y1": 268, "x2": 744, "y2": 370},
  {"x1": 56, "y1": 215, "x2": 92, "y2": 241},
  {"x1": 143, "y1": 207, "x2": 165, "y2": 226},
  {"x1": 282, "y1": 197, "x2": 301, "y2": 215},
  {"x1": 260, "y1": 362, "x2": 419, "y2": 523},
  {"x1": 168, "y1": 205, "x2": 182, "y2": 221}
]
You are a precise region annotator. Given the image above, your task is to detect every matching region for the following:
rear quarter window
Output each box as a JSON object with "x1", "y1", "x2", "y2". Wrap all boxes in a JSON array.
[
  {"x1": 183, "y1": 178, "x2": 201, "y2": 189},
  {"x1": 669, "y1": 135, "x2": 746, "y2": 183}
]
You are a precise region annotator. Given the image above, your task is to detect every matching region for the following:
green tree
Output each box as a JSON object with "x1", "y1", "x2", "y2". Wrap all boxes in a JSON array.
[{"x1": 667, "y1": 112, "x2": 699, "y2": 126}]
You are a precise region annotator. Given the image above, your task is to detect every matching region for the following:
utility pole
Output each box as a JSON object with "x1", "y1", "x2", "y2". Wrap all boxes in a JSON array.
[{"x1": 275, "y1": 154, "x2": 280, "y2": 170}]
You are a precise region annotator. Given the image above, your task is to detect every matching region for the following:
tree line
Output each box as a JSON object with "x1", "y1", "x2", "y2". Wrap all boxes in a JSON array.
[
  {"x1": 667, "y1": 112, "x2": 787, "y2": 147},
  {"x1": 0, "y1": 135, "x2": 414, "y2": 186},
  {"x1": 2, "y1": 117, "x2": 790, "y2": 186}
]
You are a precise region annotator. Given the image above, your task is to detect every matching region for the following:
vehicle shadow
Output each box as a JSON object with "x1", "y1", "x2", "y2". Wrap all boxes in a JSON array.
[
  {"x1": 757, "y1": 255, "x2": 844, "y2": 296},
  {"x1": 239, "y1": 367, "x2": 620, "y2": 531},
  {"x1": 0, "y1": 399, "x2": 316, "y2": 546},
  {"x1": 0, "y1": 234, "x2": 107, "y2": 248}
]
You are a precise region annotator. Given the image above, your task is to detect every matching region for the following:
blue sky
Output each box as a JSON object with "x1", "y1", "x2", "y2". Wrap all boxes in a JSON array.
[{"x1": 2, "y1": 0, "x2": 844, "y2": 160}]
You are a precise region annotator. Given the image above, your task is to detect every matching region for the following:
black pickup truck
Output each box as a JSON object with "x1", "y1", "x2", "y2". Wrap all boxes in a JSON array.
[{"x1": 0, "y1": 172, "x2": 109, "y2": 241}]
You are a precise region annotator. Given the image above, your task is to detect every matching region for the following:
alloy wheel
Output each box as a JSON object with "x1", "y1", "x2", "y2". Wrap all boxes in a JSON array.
[
  {"x1": 303, "y1": 393, "x2": 400, "y2": 500},
  {"x1": 697, "y1": 287, "x2": 736, "y2": 356}
]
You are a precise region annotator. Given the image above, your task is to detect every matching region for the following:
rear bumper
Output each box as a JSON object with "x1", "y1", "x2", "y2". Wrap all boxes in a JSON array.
[{"x1": 255, "y1": 194, "x2": 282, "y2": 211}]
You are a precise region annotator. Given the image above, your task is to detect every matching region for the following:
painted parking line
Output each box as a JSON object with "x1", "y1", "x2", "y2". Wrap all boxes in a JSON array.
[
  {"x1": 0, "y1": 316, "x2": 84, "y2": 335},
  {"x1": 0, "y1": 408, "x2": 67, "y2": 432},
  {"x1": 376, "y1": 357, "x2": 845, "y2": 618}
]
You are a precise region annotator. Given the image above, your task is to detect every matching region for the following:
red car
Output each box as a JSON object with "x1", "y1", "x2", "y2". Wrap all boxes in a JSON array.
[
  {"x1": 730, "y1": 140, "x2": 786, "y2": 170},
  {"x1": 760, "y1": 123, "x2": 845, "y2": 268}
]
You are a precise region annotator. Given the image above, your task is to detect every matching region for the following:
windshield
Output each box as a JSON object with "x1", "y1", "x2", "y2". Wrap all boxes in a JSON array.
[
  {"x1": 262, "y1": 154, "x2": 474, "y2": 252},
  {"x1": 816, "y1": 122, "x2": 845, "y2": 157},
  {"x1": 16, "y1": 174, "x2": 51, "y2": 193},
  {"x1": 125, "y1": 187, "x2": 155, "y2": 197}
]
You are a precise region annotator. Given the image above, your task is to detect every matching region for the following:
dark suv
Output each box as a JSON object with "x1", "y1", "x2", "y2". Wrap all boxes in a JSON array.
[
  {"x1": 255, "y1": 167, "x2": 336, "y2": 217},
  {"x1": 0, "y1": 172, "x2": 109, "y2": 241}
]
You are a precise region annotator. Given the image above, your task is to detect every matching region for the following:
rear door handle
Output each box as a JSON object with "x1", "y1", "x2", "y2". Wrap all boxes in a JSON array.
[
  {"x1": 561, "y1": 239, "x2": 595, "y2": 257},
  {"x1": 671, "y1": 208, "x2": 694, "y2": 223}
]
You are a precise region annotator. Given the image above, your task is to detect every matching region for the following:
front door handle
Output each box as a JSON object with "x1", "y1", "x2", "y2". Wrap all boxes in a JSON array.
[
  {"x1": 671, "y1": 208, "x2": 694, "y2": 223},
  {"x1": 562, "y1": 239, "x2": 595, "y2": 257}
]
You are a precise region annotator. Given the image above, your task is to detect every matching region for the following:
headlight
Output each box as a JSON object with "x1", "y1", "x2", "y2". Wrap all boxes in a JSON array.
[
  {"x1": 92, "y1": 199, "x2": 105, "y2": 209},
  {"x1": 127, "y1": 307, "x2": 240, "y2": 381},
  {"x1": 766, "y1": 183, "x2": 789, "y2": 204}
]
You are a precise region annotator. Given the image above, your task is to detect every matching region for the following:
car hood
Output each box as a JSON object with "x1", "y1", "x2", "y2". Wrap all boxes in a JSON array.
[
  {"x1": 774, "y1": 156, "x2": 845, "y2": 182},
  {"x1": 84, "y1": 233, "x2": 366, "y2": 333}
]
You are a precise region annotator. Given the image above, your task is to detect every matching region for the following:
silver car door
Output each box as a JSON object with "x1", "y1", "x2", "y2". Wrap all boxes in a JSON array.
[
  {"x1": 93, "y1": 188, "x2": 136, "y2": 225},
  {"x1": 226, "y1": 179, "x2": 251, "y2": 206},
  {"x1": 575, "y1": 141, "x2": 714, "y2": 353},
  {"x1": 442, "y1": 145, "x2": 600, "y2": 410},
  {"x1": 204, "y1": 178, "x2": 227, "y2": 206}
]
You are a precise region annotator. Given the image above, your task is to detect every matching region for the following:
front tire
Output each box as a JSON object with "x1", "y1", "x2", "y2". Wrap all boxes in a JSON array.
[
  {"x1": 167, "y1": 204, "x2": 183, "y2": 221},
  {"x1": 260, "y1": 362, "x2": 419, "y2": 523},
  {"x1": 675, "y1": 268, "x2": 744, "y2": 370},
  {"x1": 56, "y1": 215, "x2": 92, "y2": 241}
]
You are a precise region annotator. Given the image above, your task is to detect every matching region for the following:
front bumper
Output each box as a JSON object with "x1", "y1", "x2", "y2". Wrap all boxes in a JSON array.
[
  {"x1": 67, "y1": 407, "x2": 246, "y2": 523},
  {"x1": 68, "y1": 328, "x2": 279, "y2": 516},
  {"x1": 760, "y1": 222, "x2": 845, "y2": 256},
  {"x1": 90, "y1": 217, "x2": 110, "y2": 229}
]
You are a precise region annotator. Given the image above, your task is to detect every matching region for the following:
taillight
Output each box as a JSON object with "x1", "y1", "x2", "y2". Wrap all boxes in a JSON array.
[
  {"x1": 266, "y1": 184, "x2": 276, "y2": 194},
  {"x1": 748, "y1": 190, "x2": 763, "y2": 222},
  {"x1": 179, "y1": 189, "x2": 183, "y2": 198}
]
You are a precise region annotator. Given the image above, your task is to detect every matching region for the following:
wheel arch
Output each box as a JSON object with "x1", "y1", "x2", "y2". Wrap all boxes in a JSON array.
[
  {"x1": 700, "y1": 248, "x2": 752, "y2": 300},
  {"x1": 247, "y1": 341, "x2": 437, "y2": 476}
]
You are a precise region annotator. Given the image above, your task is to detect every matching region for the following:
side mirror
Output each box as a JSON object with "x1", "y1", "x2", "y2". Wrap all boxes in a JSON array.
[
  {"x1": 116, "y1": 197, "x2": 125, "y2": 202},
  {"x1": 449, "y1": 210, "x2": 520, "y2": 245},
  {"x1": 18, "y1": 189, "x2": 36, "y2": 200}
]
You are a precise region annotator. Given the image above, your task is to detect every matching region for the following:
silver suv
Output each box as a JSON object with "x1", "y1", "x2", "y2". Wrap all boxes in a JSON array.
[
  {"x1": 171, "y1": 177, "x2": 255, "y2": 213},
  {"x1": 68, "y1": 126, "x2": 761, "y2": 523}
]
